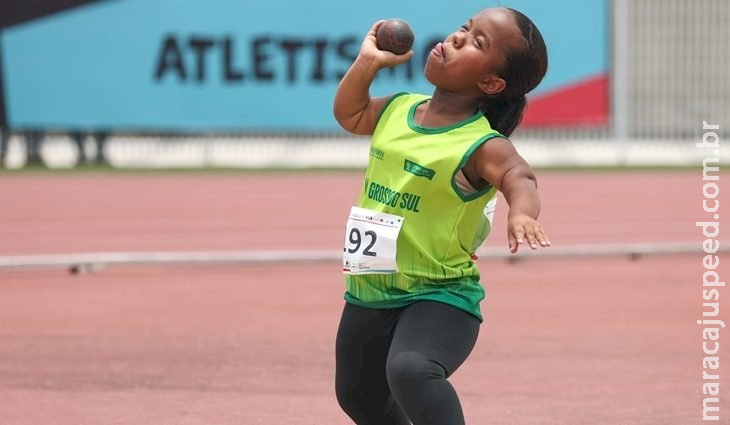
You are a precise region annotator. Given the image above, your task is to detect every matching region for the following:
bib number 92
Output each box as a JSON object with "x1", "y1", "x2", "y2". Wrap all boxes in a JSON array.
[
  {"x1": 342, "y1": 206, "x2": 404, "y2": 275},
  {"x1": 345, "y1": 228, "x2": 377, "y2": 257}
]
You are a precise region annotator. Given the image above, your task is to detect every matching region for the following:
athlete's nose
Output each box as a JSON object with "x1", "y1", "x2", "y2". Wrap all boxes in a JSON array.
[{"x1": 451, "y1": 31, "x2": 466, "y2": 49}]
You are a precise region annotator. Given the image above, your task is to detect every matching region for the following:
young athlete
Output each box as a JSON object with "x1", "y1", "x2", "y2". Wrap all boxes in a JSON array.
[{"x1": 333, "y1": 7, "x2": 550, "y2": 425}]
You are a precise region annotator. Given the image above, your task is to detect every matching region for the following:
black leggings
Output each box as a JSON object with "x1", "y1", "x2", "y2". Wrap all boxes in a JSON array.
[{"x1": 335, "y1": 301, "x2": 480, "y2": 425}]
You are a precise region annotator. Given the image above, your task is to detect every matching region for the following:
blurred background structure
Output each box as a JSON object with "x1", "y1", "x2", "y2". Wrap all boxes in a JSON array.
[{"x1": 0, "y1": 0, "x2": 727, "y2": 170}]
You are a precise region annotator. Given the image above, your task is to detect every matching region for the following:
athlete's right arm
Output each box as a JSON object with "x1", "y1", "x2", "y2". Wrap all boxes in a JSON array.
[{"x1": 333, "y1": 21, "x2": 413, "y2": 135}]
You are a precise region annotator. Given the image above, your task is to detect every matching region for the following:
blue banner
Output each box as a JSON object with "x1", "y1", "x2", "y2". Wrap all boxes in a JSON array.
[{"x1": 1, "y1": 0, "x2": 607, "y2": 131}]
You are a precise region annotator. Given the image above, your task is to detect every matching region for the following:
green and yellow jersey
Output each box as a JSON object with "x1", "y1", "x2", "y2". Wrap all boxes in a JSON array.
[{"x1": 344, "y1": 93, "x2": 503, "y2": 321}]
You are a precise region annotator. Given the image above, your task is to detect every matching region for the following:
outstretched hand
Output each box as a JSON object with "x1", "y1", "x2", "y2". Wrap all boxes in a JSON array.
[
  {"x1": 358, "y1": 21, "x2": 414, "y2": 69},
  {"x1": 507, "y1": 214, "x2": 551, "y2": 253}
]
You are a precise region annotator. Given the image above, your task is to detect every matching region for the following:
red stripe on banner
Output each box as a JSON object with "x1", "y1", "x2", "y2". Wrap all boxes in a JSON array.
[{"x1": 522, "y1": 74, "x2": 609, "y2": 127}]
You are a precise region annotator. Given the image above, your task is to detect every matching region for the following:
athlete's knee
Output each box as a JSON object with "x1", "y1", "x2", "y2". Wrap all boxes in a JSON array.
[{"x1": 386, "y1": 350, "x2": 446, "y2": 387}]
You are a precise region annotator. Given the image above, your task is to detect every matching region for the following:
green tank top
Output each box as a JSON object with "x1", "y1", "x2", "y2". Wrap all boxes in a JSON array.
[{"x1": 344, "y1": 93, "x2": 503, "y2": 321}]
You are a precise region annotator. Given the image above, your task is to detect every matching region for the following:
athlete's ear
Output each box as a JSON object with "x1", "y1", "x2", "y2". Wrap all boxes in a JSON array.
[{"x1": 478, "y1": 76, "x2": 506, "y2": 96}]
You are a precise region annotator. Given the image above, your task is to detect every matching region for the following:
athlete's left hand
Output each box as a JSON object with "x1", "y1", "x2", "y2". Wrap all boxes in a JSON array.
[{"x1": 507, "y1": 214, "x2": 551, "y2": 253}]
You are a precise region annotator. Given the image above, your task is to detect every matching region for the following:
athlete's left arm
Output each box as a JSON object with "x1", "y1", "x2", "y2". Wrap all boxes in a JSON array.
[{"x1": 471, "y1": 137, "x2": 551, "y2": 253}]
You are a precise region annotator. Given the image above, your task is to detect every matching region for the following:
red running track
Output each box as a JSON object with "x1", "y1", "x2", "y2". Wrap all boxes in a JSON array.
[
  {"x1": 0, "y1": 170, "x2": 728, "y2": 424},
  {"x1": 0, "y1": 170, "x2": 724, "y2": 255}
]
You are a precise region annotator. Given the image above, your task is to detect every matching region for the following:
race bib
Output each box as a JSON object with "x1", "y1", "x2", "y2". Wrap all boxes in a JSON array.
[{"x1": 342, "y1": 206, "x2": 404, "y2": 274}]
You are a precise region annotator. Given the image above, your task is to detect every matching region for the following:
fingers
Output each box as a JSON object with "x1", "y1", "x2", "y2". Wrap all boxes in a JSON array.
[
  {"x1": 535, "y1": 227, "x2": 551, "y2": 248},
  {"x1": 387, "y1": 49, "x2": 415, "y2": 63},
  {"x1": 367, "y1": 20, "x2": 386, "y2": 37},
  {"x1": 523, "y1": 225, "x2": 550, "y2": 249},
  {"x1": 508, "y1": 222, "x2": 551, "y2": 253},
  {"x1": 367, "y1": 48, "x2": 413, "y2": 69},
  {"x1": 363, "y1": 21, "x2": 383, "y2": 48},
  {"x1": 508, "y1": 230, "x2": 519, "y2": 253},
  {"x1": 525, "y1": 228, "x2": 539, "y2": 250}
]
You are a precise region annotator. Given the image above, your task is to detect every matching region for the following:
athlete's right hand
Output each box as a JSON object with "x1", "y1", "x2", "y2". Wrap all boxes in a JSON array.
[{"x1": 357, "y1": 21, "x2": 414, "y2": 69}]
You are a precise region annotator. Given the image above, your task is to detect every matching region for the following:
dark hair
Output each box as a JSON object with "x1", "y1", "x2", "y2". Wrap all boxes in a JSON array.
[{"x1": 478, "y1": 8, "x2": 548, "y2": 136}]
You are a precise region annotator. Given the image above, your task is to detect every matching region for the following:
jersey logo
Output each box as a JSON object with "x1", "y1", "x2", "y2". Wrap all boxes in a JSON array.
[
  {"x1": 404, "y1": 159, "x2": 435, "y2": 180},
  {"x1": 370, "y1": 148, "x2": 385, "y2": 160}
]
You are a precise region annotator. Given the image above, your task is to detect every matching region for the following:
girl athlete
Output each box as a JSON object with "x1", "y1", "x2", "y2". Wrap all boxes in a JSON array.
[{"x1": 333, "y1": 7, "x2": 550, "y2": 425}]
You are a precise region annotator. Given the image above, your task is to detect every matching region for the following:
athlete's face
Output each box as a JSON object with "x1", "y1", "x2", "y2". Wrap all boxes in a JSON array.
[{"x1": 424, "y1": 8, "x2": 524, "y2": 97}]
